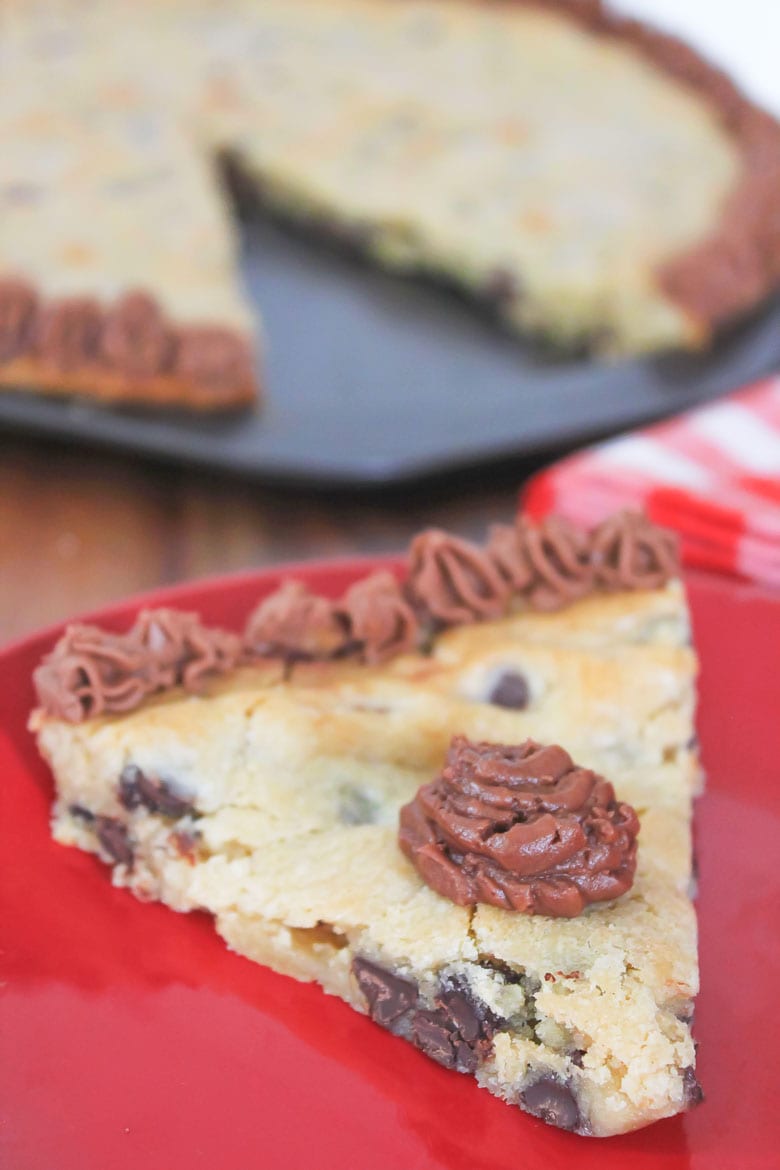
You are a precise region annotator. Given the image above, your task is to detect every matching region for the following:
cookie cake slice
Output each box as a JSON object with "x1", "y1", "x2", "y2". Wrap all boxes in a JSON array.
[{"x1": 30, "y1": 511, "x2": 702, "y2": 1137}]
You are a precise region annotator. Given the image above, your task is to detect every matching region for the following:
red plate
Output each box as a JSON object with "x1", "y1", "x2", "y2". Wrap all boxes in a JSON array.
[{"x1": 2, "y1": 562, "x2": 779, "y2": 1170}]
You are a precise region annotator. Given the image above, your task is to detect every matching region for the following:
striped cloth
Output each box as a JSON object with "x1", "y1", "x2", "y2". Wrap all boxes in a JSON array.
[{"x1": 522, "y1": 375, "x2": 780, "y2": 588}]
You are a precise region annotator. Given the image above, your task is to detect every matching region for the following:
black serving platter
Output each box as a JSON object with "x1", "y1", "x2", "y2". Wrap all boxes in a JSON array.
[{"x1": 1, "y1": 211, "x2": 778, "y2": 489}]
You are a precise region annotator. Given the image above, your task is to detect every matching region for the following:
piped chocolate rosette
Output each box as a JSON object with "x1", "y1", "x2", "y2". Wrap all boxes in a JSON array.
[
  {"x1": 398, "y1": 736, "x2": 640, "y2": 918},
  {"x1": 33, "y1": 509, "x2": 679, "y2": 723},
  {"x1": 33, "y1": 609, "x2": 242, "y2": 723}
]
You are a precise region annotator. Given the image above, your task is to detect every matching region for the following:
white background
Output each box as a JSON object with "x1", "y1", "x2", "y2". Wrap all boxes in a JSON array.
[{"x1": 613, "y1": 0, "x2": 780, "y2": 115}]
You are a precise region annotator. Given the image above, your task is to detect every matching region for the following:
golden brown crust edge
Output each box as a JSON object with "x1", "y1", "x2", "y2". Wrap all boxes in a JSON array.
[{"x1": 0, "y1": 355, "x2": 258, "y2": 411}]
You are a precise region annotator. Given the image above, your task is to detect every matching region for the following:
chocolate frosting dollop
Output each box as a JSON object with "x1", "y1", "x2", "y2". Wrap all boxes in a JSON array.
[
  {"x1": 0, "y1": 278, "x2": 38, "y2": 361},
  {"x1": 399, "y1": 736, "x2": 639, "y2": 917},
  {"x1": 134, "y1": 608, "x2": 242, "y2": 689},
  {"x1": 244, "y1": 580, "x2": 347, "y2": 660},
  {"x1": 407, "y1": 529, "x2": 510, "y2": 625},
  {"x1": 590, "y1": 510, "x2": 680, "y2": 590},
  {"x1": 100, "y1": 290, "x2": 172, "y2": 378},
  {"x1": 35, "y1": 296, "x2": 103, "y2": 370},
  {"x1": 33, "y1": 608, "x2": 241, "y2": 722},
  {"x1": 486, "y1": 522, "x2": 535, "y2": 591},
  {"x1": 174, "y1": 325, "x2": 254, "y2": 395},
  {"x1": 339, "y1": 571, "x2": 418, "y2": 664},
  {"x1": 520, "y1": 517, "x2": 595, "y2": 611}
]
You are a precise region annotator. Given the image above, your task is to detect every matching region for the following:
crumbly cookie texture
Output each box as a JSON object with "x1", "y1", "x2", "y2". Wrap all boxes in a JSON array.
[
  {"x1": 32, "y1": 580, "x2": 702, "y2": 1137},
  {"x1": 2, "y1": 0, "x2": 779, "y2": 413}
]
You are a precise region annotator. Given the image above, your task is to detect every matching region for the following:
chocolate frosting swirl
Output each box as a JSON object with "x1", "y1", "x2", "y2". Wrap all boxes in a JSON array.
[
  {"x1": 521, "y1": 517, "x2": 595, "y2": 611},
  {"x1": 35, "y1": 297, "x2": 103, "y2": 370},
  {"x1": 33, "y1": 608, "x2": 241, "y2": 722},
  {"x1": 0, "y1": 278, "x2": 38, "y2": 361},
  {"x1": 133, "y1": 609, "x2": 242, "y2": 689},
  {"x1": 101, "y1": 290, "x2": 172, "y2": 378},
  {"x1": 174, "y1": 326, "x2": 254, "y2": 395},
  {"x1": 244, "y1": 580, "x2": 347, "y2": 660},
  {"x1": 407, "y1": 529, "x2": 510, "y2": 625},
  {"x1": 591, "y1": 510, "x2": 680, "y2": 590},
  {"x1": 340, "y1": 571, "x2": 418, "y2": 664},
  {"x1": 399, "y1": 736, "x2": 639, "y2": 918},
  {"x1": 486, "y1": 522, "x2": 535, "y2": 591}
]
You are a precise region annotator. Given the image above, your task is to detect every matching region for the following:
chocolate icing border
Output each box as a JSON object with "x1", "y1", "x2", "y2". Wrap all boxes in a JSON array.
[
  {"x1": 2, "y1": 0, "x2": 778, "y2": 399},
  {"x1": 32, "y1": 510, "x2": 681, "y2": 723},
  {"x1": 0, "y1": 282, "x2": 259, "y2": 411}
]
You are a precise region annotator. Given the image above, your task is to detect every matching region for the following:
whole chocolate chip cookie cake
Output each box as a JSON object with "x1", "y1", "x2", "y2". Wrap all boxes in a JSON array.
[
  {"x1": 31, "y1": 511, "x2": 704, "y2": 1137},
  {"x1": 2, "y1": 0, "x2": 780, "y2": 408}
]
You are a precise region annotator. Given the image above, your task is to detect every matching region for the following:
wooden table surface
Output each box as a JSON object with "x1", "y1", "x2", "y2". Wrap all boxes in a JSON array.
[{"x1": 0, "y1": 435, "x2": 532, "y2": 644}]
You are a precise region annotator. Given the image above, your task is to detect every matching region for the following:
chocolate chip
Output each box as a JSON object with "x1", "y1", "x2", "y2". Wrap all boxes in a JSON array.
[
  {"x1": 440, "y1": 978, "x2": 497, "y2": 1042},
  {"x1": 438, "y1": 986, "x2": 481, "y2": 1044},
  {"x1": 455, "y1": 1040, "x2": 480, "y2": 1075},
  {"x1": 95, "y1": 816, "x2": 134, "y2": 866},
  {"x1": 118, "y1": 765, "x2": 145, "y2": 810},
  {"x1": 119, "y1": 765, "x2": 194, "y2": 818},
  {"x1": 411, "y1": 978, "x2": 495, "y2": 1074},
  {"x1": 521, "y1": 1077, "x2": 580, "y2": 1131},
  {"x1": 488, "y1": 671, "x2": 530, "y2": 710},
  {"x1": 352, "y1": 957, "x2": 417, "y2": 1027},
  {"x1": 69, "y1": 803, "x2": 95, "y2": 823},
  {"x1": 412, "y1": 1009, "x2": 458, "y2": 1069},
  {"x1": 682, "y1": 1066, "x2": 704, "y2": 1106}
]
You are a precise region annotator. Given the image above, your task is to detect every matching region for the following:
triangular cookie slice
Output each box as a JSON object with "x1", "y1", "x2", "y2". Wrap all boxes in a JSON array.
[{"x1": 30, "y1": 513, "x2": 702, "y2": 1136}]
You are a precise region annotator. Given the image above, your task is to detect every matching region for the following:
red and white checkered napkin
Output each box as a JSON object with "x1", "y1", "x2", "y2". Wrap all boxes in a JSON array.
[{"x1": 522, "y1": 375, "x2": 780, "y2": 588}]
